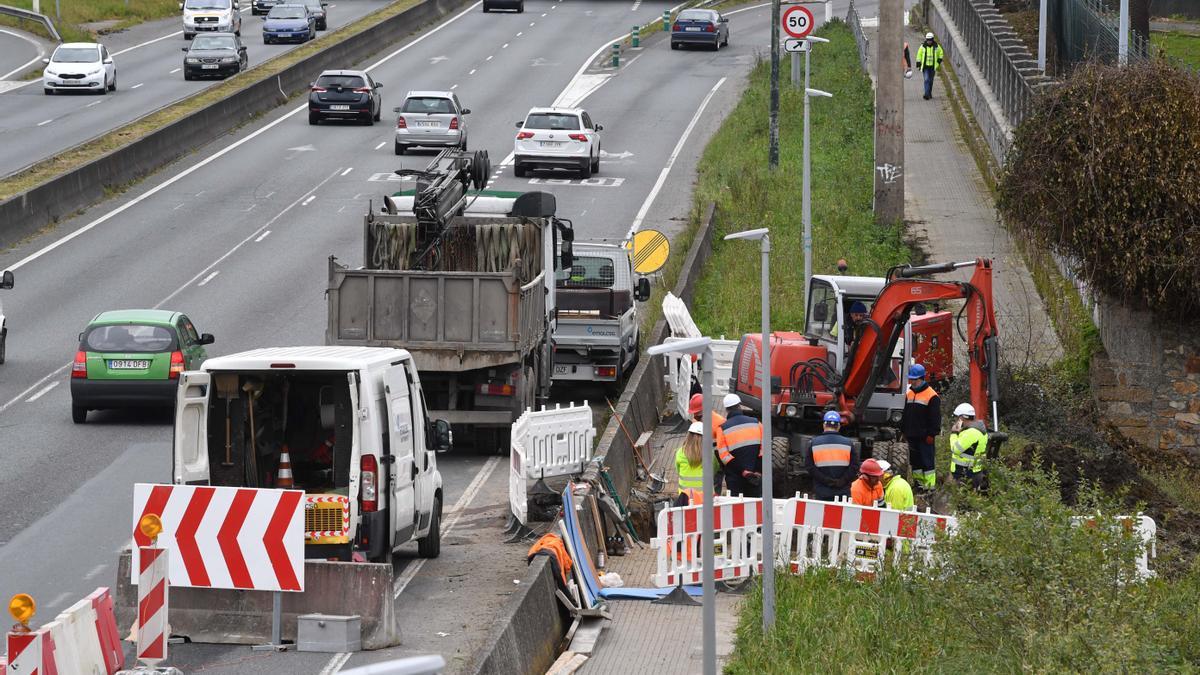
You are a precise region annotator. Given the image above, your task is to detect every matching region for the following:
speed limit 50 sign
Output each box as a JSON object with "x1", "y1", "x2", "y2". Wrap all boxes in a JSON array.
[{"x1": 782, "y1": 4, "x2": 815, "y2": 39}]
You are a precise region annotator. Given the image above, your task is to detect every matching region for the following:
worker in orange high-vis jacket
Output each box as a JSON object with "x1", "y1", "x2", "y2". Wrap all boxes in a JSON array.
[
  {"x1": 689, "y1": 393, "x2": 726, "y2": 493},
  {"x1": 807, "y1": 410, "x2": 860, "y2": 501},
  {"x1": 851, "y1": 458, "x2": 885, "y2": 507},
  {"x1": 717, "y1": 393, "x2": 763, "y2": 498}
]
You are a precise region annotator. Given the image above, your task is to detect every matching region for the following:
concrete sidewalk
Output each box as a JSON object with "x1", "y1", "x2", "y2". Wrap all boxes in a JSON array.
[{"x1": 867, "y1": 22, "x2": 1062, "y2": 367}]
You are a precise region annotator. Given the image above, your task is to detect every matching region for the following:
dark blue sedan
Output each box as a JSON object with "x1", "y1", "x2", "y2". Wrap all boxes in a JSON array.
[
  {"x1": 671, "y1": 9, "x2": 730, "y2": 51},
  {"x1": 263, "y1": 4, "x2": 316, "y2": 44}
]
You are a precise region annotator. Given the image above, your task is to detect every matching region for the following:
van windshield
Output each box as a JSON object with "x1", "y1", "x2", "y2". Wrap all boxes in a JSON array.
[{"x1": 185, "y1": 0, "x2": 229, "y2": 8}]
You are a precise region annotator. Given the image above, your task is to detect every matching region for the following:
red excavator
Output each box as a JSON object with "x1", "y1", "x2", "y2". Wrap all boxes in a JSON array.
[{"x1": 729, "y1": 258, "x2": 1001, "y2": 480}]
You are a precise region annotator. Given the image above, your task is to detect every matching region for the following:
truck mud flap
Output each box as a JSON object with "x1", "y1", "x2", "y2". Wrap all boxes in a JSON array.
[{"x1": 114, "y1": 550, "x2": 400, "y2": 649}]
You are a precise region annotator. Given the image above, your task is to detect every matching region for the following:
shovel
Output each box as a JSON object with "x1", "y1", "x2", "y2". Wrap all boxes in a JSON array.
[
  {"x1": 605, "y1": 398, "x2": 665, "y2": 492},
  {"x1": 215, "y1": 373, "x2": 239, "y2": 467}
]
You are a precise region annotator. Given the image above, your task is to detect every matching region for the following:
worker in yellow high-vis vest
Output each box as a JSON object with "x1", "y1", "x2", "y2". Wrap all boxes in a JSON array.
[
  {"x1": 916, "y1": 32, "x2": 945, "y2": 100},
  {"x1": 674, "y1": 421, "x2": 707, "y2": 506}
]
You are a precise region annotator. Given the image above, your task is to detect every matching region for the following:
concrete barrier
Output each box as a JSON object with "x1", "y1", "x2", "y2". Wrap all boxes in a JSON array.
[
  {"x1": 114, "y1": 550, "x2": 400, "y2": 649},
  {"x1": 464, "y1": 556, "x2": 569, "y2": 675},
  {"x1": 0, "y1": 0, "x2": 470, "y2": 248}
]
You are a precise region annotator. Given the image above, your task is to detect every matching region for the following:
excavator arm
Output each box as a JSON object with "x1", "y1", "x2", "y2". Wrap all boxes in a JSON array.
[{"x1": 836, "y1": 258, "x2": 1000, "y2": 427}]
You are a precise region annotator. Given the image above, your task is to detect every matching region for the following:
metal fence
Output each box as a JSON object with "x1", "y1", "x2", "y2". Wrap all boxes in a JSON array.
[
  {"x1": 1052, "y1": 0, "x2": 1151, "y2": 72},
  {"x1": 0, "y1": 4, "x2": 61, "y2": 42},
  {"x1": 847, "y1": 0, "x2": 871, "y2": 74}
]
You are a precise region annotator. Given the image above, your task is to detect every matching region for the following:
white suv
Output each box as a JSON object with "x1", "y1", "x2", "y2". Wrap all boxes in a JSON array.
[
  {"x1": 513, "y1": 107, "x2": 602, "y2": 179},
  {"x1": 42, "y1": 43, "x2": 116, "y2": 95}
]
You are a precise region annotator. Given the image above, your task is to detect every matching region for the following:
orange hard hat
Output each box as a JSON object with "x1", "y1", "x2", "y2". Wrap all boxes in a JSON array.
[
  {"x1": 688, "y1": 393, "x2": 704, "y2": 416},
  {"x1": 860, "y1": 458, "x2": 884, "y2": 477}
]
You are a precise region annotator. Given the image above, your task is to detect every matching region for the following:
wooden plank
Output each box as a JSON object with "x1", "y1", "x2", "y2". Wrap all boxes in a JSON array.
[{"x1": 546, "y1": 651, "x2": 589, "y2": 675}]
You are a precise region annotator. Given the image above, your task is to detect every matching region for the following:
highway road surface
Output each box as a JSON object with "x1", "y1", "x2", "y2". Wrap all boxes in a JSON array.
[
  {"x1": 0, "y1": 0, "x2": 898, "y2": 671},
  {"x1": 0, "y1": 26, "x2": 46, "y2": 81}
]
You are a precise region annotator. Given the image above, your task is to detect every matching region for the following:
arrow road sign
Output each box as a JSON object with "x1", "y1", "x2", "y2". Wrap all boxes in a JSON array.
[
  {"x1": 784, "y1": 38, "x2": 810, "y2": 53},
  {"x1": 132, "y1": 484, "x2": 305, "y2": 592},
  {"x1": 782, "y1": 4, "x2": 814, "y2": 39}
]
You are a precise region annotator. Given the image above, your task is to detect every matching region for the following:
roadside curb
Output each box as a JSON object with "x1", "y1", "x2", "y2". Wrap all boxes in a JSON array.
[{"x1": 0, "y1": 0, "x2": 470, "y2": 248}]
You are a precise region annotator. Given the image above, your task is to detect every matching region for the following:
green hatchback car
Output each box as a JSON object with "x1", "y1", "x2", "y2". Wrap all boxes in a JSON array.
[{"x1": 70, "y1": 309, "x2": 214, "y2": 423}]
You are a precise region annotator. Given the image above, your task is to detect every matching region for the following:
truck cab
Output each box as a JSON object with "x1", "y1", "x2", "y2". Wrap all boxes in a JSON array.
[{"x1": 173, "y1": 346, "x2": 450, "y2": 562}]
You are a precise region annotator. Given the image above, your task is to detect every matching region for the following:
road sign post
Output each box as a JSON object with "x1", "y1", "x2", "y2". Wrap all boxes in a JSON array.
[{"x1": 632, "y1": 25, "x2": 640, "y2": 48}]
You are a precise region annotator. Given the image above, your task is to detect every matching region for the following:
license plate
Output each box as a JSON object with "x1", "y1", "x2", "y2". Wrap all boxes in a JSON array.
[
  {"x1": 416, "y1": 120, "x2": 439, "y2": 127},
  {"x1": 685, "y1": 26, "x2": 702, "y2": 31},
  {"x1": 330, "y1": 104, "x2": 350, "y2": 110},
  {"x1": 554, "y1": 365, "x2": 572, "y2": 375},
  {"x1": 202, "y1": 64, "x2": 219, "y2": 69},
  {"x1": 109, "y1": 360, "x2": 150, "y2": 369},
  {"x1": 539, "y1": 141, "x2": 563, "y2": 148}
]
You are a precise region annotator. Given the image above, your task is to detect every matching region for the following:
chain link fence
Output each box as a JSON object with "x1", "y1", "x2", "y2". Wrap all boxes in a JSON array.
[
  {"x1": 1051, "y1": 0, "x2": 1151, "y2": 72},
  {"x1": 848, "y1": 0, "x2": 871, "y2": 74}
]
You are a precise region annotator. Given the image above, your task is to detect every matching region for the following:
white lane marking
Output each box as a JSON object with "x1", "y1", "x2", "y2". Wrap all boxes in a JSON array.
[
  {"x1": 36, "y1": 119, "x2": 53, "y2": 126},
  {"x1": 84, "y1": 564, "x2": 107, "y2": 580},
  {"x1": 340, "y1": 167, "x2": 353, "y2": 176},
  {"x1": 130, "y1": 83, "x2": 144, "y2": 89},
  {"x1": 516, "y1": 31, "x2": 522, "y2": 36},
  {"x1": 112, "y1": 30, "x2": 185, "y2": 57},
  {"x1": 631, "y1": 0, "x2": 642, "y2": 10},
  {"x1": 170, "y1": 68, "x2": 182, "y2": 74},
  {"x1": 47, "y1": 592, "x2": 71, "y2": 610},
  {"x1": 243, "y1": 203, "x2": 257, "y2": 212},
  {"x1": 197, "y1": 271, "x2": 219, "y2": 286},
  {"x1": 0, "y1": 4, "x2": 486, "y2": 413},
  {"x1": 451, "y1": 84, "x2": 458, "y2": 90},
  {"x1": 502, "y1": 43, "x2": 508, "y2": 48},
  {"x1": 255, "y1": 230, "x2": 271, "y2": 242},
  {"x1": 540, "y1": 12, "x2": 546, "y2": 16},
  {"x1": 195, "y1": 190, "x2": 206, "y2": 197},
  {"x1": 374, "y1": 141, "x2": 386, "y2": 150},
  {"x1": 25, "y1": 381, "x2": 58, "y2": 402},
  {"x1": 86, "y1": 100, "x2": 103, "y2": 107},
  {"x1": 263, "y1": 191, "x2": 276, "y2": 198},
  {"x1": 173, "y1": 203, "x2": 185, "y2": 210},
  {"x1": 318, "y1": 652, "x2": 353, "y2": 675},
  {"x1": 469, "y1": 68, "x2": 476, "y2": 75},
  {"x1": 301, "y1": 195, "x2": 316, "y2": 206},
  {"x1": 485, "y1": 55, "x2": 493, "y2": 61},
  {"x1": 529, "y1": 21, "x2": 535, "y2": 25},
  {"x1": 0, "y1": 28, "x2": 46, "y2": 80},
  {"x1": 628, "y1": 77, "x2": 727, "y2": 236}
]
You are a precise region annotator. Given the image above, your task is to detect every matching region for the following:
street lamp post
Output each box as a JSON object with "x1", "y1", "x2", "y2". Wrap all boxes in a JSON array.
[
  {"x1": 648, "y1": 336, "x2": 716, "y2": 675},
  {"x1": 723, "y1": 228, "x2": 775, "y2": 631},
  {"x1": 803, "y1": 73, "x2": 833, "y2": 311}
]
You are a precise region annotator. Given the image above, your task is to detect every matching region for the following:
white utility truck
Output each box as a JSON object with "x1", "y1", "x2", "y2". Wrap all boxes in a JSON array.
[{"x1": 173, "y1": 346, "x2": 450, "y2": 562}]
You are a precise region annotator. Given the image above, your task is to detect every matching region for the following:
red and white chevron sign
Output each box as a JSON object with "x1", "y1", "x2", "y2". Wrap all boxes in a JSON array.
[
  {"x1": 137, "y1": 547, "x2": 168, "y2": 665},
  {"x1": 131, "y1": 484, "x2": 305, "y2": 592}
]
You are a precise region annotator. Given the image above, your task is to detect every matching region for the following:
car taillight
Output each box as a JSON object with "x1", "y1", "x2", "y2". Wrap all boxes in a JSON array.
[
  {"x1": 72, "y1": 351, "x2": 88, "y2": 379},
  {"x1": 169, "y1": 351, "x2": 185, "y2": 379},
  {"x1": 517, "y1": 131, "x2": 534, "y2": 140},
  {"x1": 568, "y1": 134, "x2": 588, "y2": 142},
  {"x1": 311, "y1": 86, "x2": 326, "y2": 93},
  {"x1": 476, "y1": 383, "x2": 515, "y2": 396},
  {"x1": 672, "y1": 22, "x2": 681, "y2": 31},
  {"x1": 353, "y1": 87, "x2": 372, "y2": 94},
  {"x1": 705, "y1": 23, "x2": 716, "y2": 32},
  {"x1": 396, "y1": 116, "x2": 407, "y2": 128},
  {"x1": 449, "y1": 117, "x2": 459, "y2": 130},
  {"x1": 360, "y1": 455, "x2": 378, "y2": 513},
  {"x1": 595, "y1": 366, "x2": 617, "y2": 378}
]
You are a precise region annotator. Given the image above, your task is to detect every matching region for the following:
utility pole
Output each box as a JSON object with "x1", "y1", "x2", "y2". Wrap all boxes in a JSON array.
[
  {"x1": 1118, "y1": 0, "x2": 1130, "y2": 65},
  {"x1": 873, "y1": 0, "x2": 904, "y2": 225},
  {"x1": 769, "y1": 0, "x2": 781, "y2": 169}
]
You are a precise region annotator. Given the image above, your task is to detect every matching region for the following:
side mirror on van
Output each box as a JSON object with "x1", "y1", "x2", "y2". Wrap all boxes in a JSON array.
[
  {"x1": 634, "y1": 277, "x2": 651, "y2": 302},
  {"x1": 198, "y1": 333, "x2": 216, "y2": 345},
  {"x1": 431, "y1": 419, "x2": 452, "y2": 452},
  {"x1": 812, "y1": 301, "x2": 828, "y2": 323}
]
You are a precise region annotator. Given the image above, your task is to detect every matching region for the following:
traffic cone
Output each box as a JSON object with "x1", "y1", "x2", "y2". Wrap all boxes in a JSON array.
[{"x1": 277, "y1": 447, "x2": 295, "y2": 489}]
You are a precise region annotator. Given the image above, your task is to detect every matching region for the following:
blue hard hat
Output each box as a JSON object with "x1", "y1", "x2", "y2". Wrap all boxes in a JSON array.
[
  {"x1": 822, "y1": 410, "x2": 842, "y2": 424},
  {"x1": 849, "y1": 301, "x2": 868, "y2": 314},
  {"x1": 907, "y1": 363, "x2": 926, "y2": 379}
]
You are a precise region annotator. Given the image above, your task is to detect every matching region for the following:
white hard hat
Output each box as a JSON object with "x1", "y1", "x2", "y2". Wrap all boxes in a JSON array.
[
  {"x1": 954, "y1": 403, "x2": 976, "y2": 418},
  {"x1": 925, "y1": 32, "x2": 935, "y2": 39},
  {"x1": 722, "y1": 393, "x2": 741, "y2": 409},
  {"x1": 876, "y1": 460, "x2": 892, "y2": 474},
  {"x1": 688, "y1": 421, "x2": 704, "y2": 435}
]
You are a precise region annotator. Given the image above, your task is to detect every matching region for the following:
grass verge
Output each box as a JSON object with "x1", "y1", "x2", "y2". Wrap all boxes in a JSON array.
[
  {"x1": 686, "y1": 20, "x2": 910, "y2": 335},
  {"x1": 0, "y1": 0, "x2": 421, "y2": 203},
  {"x1": 6, "y1": 0, "x2": 179, "y2": 42},
  {"x1": 1152, "y1": 30, "x2": 1200, "y2": 70}
]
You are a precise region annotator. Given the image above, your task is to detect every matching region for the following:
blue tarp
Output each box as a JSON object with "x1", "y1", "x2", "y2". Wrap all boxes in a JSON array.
[{"x1": 598, "y1": 586, "x2": 704, "y2": 600}]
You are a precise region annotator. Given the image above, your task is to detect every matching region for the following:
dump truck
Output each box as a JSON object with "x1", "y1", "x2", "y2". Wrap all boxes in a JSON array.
[{"x1": 325, "y1": 149, "x2": 574, "y2": 449}]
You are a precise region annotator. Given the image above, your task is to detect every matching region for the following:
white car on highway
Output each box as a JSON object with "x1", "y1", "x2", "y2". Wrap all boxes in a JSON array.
[
  {"x1": 42, "y1": 43, "x2": 116, "y2": 95},
  {"x1": 513, "y1": 107, "x2": 602, "y2": 179}
]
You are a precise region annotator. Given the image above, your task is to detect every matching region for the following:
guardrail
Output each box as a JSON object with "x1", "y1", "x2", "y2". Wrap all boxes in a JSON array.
[{"x1": 0, "y1": 4, "x2": 61, "y2": 42}]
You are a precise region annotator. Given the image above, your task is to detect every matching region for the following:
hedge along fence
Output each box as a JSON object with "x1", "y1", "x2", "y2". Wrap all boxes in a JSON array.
[{"x1": 997, "y1": 60, "x2": 1200, "y2": 320}]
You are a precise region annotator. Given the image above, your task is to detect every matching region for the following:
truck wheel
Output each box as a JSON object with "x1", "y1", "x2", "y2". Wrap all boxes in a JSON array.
[
  {"x1": 418, "y1": 497, "x2": 442, "y2": 558},
  {"x1": 0, "y1": 329, "x2": 6, "y2": 364},
  {"x1": 772, "y1": 435, "x2": 790, "y2": 479}
]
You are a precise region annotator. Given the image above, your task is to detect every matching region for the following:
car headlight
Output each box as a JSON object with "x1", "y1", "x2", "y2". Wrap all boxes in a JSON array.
[
  {"x1": 185, "y1": 57, "x2": 200, "y2": 64},
  {"x1": 44, "y1": 69, "x2": 57, "y2": 77},
  {"x1": 219, "y1": 56, "x2": 236, "y2": 63}
]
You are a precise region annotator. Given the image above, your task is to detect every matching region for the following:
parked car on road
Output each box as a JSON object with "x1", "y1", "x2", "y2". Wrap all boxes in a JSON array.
[
  {"x1": 513, "y1": 107, "x2": 602, "y2": 178},
  {"x1": 42, "y1": 42, "x2": 116, "y2": 95},
  {"x1": 182, "y1": 33, "x2": 248, "y2": 79},
  {"x1": 671, "y1": 9, "x2": 729, "y2": 50},
  {"x1": 181, "y1": 0, "x2": 242, "y2": 40},
  {"x1": 70, "y1": 309, "x2": 214, "y2": 423},
  {"x1": 302, "y1": 0, "x2": 329, "y2": 29},
  {"x1": 309, "y1": 69, "x2": 382, "y2": 125},
  {"x1": 263, "y1": 4, "x2": 316, "y2": 44},
  {"x1": 482, "y1": 0, "x2": 523, "y2": 12},
  {"x1": 394, "y1": 91, "x2": 470, "y2": 155}
]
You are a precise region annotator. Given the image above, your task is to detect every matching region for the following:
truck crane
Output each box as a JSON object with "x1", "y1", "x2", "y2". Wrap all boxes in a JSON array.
[{"x1": 730, "y1": 258, "x2": 1001, "y2": 480}]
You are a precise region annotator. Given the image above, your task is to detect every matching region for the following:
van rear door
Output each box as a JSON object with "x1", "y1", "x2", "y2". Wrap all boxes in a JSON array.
[
  {"x1": 383, "y1": 365, "x2": 417, "y2": 543},
  {"x1": 173, "y1": 371, "x2": 211, "y2": 485}
]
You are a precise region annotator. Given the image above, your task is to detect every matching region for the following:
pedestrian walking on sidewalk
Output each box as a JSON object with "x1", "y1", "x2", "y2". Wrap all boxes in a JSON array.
[
  {"x1": 807, "y1": 411, "x2": 859, "y2": 501},
  {"x1": 689, "y1": 393, "x2": 727, "y2": 494},
  {"x1": 850, "y1": 458, "x2": 885, "y2": 507},
  {"x1": 916, "y1": 32, "x2": 944, "y2": 100},
  {"x1": 717, "y1": 393, "x2": 764, "y2": 498},
  {"x1": 949, "y1": 402, "x2": 989, "y2": 491},
  {"x1": 877, "y1": 460, "x2": 914, "y2": 511},
  {"x1": 675, "y1": 421, "x2": 708, "y2": 506},
  {"x1": 902, "y1": 363, "x2": 941, "y2": 492}
]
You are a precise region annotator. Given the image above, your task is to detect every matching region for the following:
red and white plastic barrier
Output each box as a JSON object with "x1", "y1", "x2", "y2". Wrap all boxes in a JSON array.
[
  {"x1": 137, "y1": 546, "x2": 169, "y2": 666},
  {"x1": 651, "y1": 497, "x2": 764, "y2": 587},
  {"x1": 1072, "y1": 513, "x2": 1158, "y2": 579},
  {"x1": 2, "y1": 588, "x2": 123, "y2": 675},
  {"x1": 5, "y1": 628, "x2": 58, "y2": 675},
  {"x1": 87, "y1": 588, "x2": 124, "y2": 675}
]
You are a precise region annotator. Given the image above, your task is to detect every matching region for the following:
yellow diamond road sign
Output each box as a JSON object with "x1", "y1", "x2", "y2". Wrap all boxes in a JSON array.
[{"x1": 630, "y1": 230, "x2": 669, "y2": 275}]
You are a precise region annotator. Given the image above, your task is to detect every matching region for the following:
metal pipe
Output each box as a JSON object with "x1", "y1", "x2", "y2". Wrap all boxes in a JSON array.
[
  {"x1": 700, "y1": 348, "x2": 716, "y2": 675},
  {"x1": 1038, "y1": 0, "x2": 1047, "y2": 72},
  {"x1": 759, "y1": 234, "x2": 775, "y2": 631},
  {"x1": 1118, "y1": 0, "x2": 1129, "y2": 66}
]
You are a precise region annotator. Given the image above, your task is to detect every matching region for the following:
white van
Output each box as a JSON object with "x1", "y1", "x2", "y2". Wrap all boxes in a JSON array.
[
  {"x1": 173, "y1": 346, "x2": 449, "y2": 561},
  {"x1": 181, "y1": 0, "x2": 243, "y2": 40}
]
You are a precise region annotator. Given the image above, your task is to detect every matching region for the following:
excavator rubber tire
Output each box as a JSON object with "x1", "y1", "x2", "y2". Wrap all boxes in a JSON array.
[
  {"x1": 772, "y1": 435, "x2": 791, "y2": 479},
  {"x1": 470, "y1": 149, "x2": 491, "y2": 190}
]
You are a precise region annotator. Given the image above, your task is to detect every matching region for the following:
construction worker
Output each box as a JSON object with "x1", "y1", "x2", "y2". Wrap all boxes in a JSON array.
[
  {"x1": 949, "y1": 402, "x2": 989, "y2": 491},
  {"x1": 830, "y1": 301, "x2": 869, "y2": 341},
  {"x1": 807, "y1": 411, "x2": 859, "y2": 501},
  {"x1": 850, "y1": 458, "x2": 885, "y2": 507},
  {"x1": 902, "y1": 363, "x2": 941, "y2": 492},
  {"x1": 717, "y1": 393, "x2": 763, "y2": 498},
  {"x1": 877, "y1": 460, "x2": 914, "y2": 511},
  {"x1": 916, "y1": 31, "x2": 945, "y2": 100},
  {"x1": 688, "y1": 393, "x2": 726, "y2": 493},
  {"x1": 674, "y1": 421, "x2": 707, "y2": 506}
]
